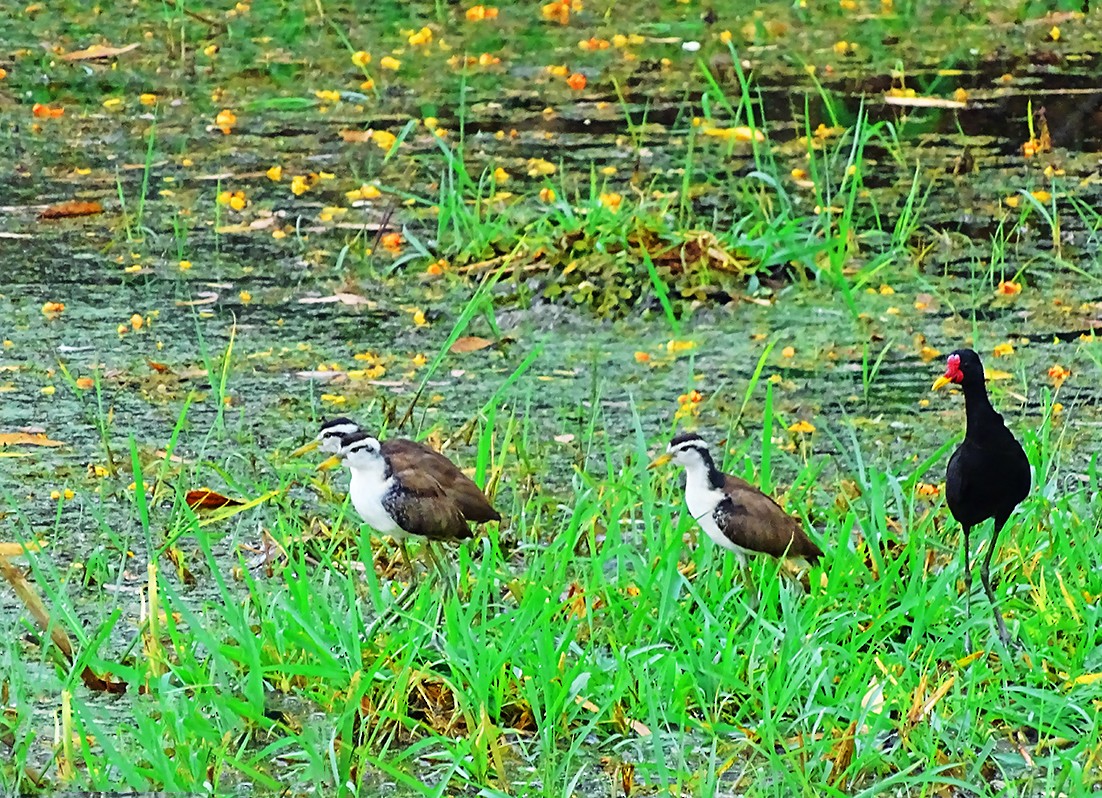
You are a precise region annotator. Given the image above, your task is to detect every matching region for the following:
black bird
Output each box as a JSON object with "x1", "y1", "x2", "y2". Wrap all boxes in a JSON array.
[{"x1": 934, "y1": 348, "x2": 1031, "y2": 649}]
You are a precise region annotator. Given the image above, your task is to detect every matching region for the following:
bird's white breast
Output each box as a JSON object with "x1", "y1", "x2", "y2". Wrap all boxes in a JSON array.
[
  {"x1": 684, "y1": 471, "x2": 748, "y2": 555},
  {"x1": 348, "y1": 462, "x2": 402, "y2": 537}
]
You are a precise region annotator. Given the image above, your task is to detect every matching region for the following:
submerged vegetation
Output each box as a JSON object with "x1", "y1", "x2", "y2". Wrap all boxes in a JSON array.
[{"x1": 1, "y1": 0, "x2": 1101, "y2": 795}]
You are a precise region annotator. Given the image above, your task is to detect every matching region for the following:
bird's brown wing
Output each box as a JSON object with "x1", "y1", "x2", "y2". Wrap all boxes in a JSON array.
[
  {"x1": 717, "y1": 475, "x2": 823, "y2": 562},
  {"x1": 382, "y1": 466, "x2": 473, "y2": 541},
  {"x1": 383, "y1": 439, "x2": 501, "y2": 524}
]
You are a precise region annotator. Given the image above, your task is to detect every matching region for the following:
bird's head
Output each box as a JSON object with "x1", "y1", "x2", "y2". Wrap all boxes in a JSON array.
[
  {"x1": 316, "y1": 417, "x2": 362, "y2": 453},
  {"x1": 933, "y1": 348, "x2": 983, "y2": 391},
  {"x1": 339, "y1": 431, "x2": 384, "y2": 470},
  {"x1": 648, "y1": 432, "x2": 712, "y2": 470},
  {"x1": 290, "y1": 416, "x2": 361, "y2": 457}
]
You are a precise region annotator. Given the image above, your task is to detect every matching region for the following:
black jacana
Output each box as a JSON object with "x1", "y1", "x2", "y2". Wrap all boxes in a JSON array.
[{"x1": 934, "y1": 348, "x2": 1031, "y2": 649}]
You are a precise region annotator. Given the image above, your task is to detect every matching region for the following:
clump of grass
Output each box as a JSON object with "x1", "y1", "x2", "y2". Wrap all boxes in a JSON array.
[{"x1": 4, "y1": 333, "x2": 1099, "y2": 796}]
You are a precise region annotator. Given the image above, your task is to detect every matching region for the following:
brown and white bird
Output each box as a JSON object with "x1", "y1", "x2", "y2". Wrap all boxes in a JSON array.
[
  {"x1": 295, "y1": 419, "x2": 500, "y2": 575},
  {"x1": 334, "y1": 430, "x2": 501, "y2": 541},
  {"x1": 649, "y1": 433, "x2": 823, "y2": 567},
  {"x1": 934, "y1": 348, "x2": 1031, "y2": 649}
]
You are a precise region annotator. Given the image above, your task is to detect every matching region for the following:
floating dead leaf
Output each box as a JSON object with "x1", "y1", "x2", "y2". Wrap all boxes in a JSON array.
[
  {"x1": 298, "y1": 292, "x2": 372, "y2": 306},
  {"x1": 38, "y1": 200, "x2": 103, "y2": 220},
  {"x1": 883, "y1": 94, "x2": 967, "y2": 109},
  {"x1": 185, "y1": 489, "x2": 245, "y2": 510},
  {"x1": 196, "y1": 489, "x2": 280, "y2": 527},
  {"x1": 0, "y1": 541, "x2": 46, "y2": 556},
  {"x1": 60, "y1": 42, "x2": 140, "y2": 61},
  {"x1": 295, "y1": 370, "x2": 346, "y2": 382},
  {"x1": 174, "y1": 367, "x2": 209, "y2": 380},
  {"x1": 339, "y1": 129, "x2": 373, "y2": 143},
  {"x1": 175, "y1": 292, "x2": 218, "y2": 306},
  {"x1": 0, "y1": 432, "x2": 64, "y2": 447},
  {"x1": 700, "y1": 125, "x2": 765, "y2": 142},
  {"x1": 450, "y1": 336, "x2": 495, "y2": 353},
  {"x1": 32, "y1": 103, "x2": 64, "y2": 119},
  {"x1": 153, "y1": 449, "x2": 190, "y2": 465}
]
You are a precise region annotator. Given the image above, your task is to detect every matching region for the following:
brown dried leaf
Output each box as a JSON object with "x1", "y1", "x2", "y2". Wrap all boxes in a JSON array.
[
  {"x1": 39, "y1": 200, "x2": 104, "y2": 220},
  {"x1": 0, "y1": 553, "x2": 75, "y2": 669},
  {"x1": 883, "y1": 95, "x2": 968, "y2": 110},
  {"x1": 0, "y1": 432, "x2": 64, "y2": 447},
  {"x1": 0, "y1": 557, "x2": 66, "y2": 657},
  {"x1": 175, "y1": 292, "x2": 218, "y2": 306},
  {"x1": 165, "y1": 546, "x2": 196, "y2": 585},
  {"x1": 294, "y1": 370, "x2": 346, "y2": 382},
  {"x1": 917, "y1": 673, "x2": 956, "y2": 723},
  {"x1": 248, "y1": 215, "x2": 278, "y2": 230},
  {"x1": 60, "y1": 43, "x2": 140, "y2": 61},
  {"x1": 450, "y1": 336, "x2": 495, "y2": 353},
  {"x1": 0, "y1": 541, "x2": 45, "y2": 556},
  {"x1": 298, "y1": 292, "x2": 371, "y2": 306},
  {"x1": 339, "y1": 129, "x2": 373, "y2": 143},
  {"x1": 185, "y1": 489, "x2": 244, "y2": 510},
  {"x1": 826, "y1": 720, "x2": 857, "y2": 789}
]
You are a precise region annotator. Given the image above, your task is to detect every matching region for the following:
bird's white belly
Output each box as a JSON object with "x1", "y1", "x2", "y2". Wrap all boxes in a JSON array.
[
  {"x1": 349, "y1": 470, "x2": 402, "y2": 537},
  {"x1": 684, "y1": 480, "x2": 748, "y2": 555}
]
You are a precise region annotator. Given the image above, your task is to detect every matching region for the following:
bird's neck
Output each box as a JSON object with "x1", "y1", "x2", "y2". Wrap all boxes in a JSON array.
[
  {"x1": 962, "y1": 380, "x2": 1002, "y2": 436},
  {"x1": 348, "y1": 457, "x2": 391, "y2": 487},
  {"x1": 684, "y1": 452, "x2": 725, "y2": 492}
]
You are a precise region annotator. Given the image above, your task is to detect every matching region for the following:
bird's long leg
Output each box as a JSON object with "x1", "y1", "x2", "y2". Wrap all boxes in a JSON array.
[
  {"x1": 982, "y1": 515, "x2": 1012, "y2": 647},
  {"x1": 398, "y1": 537, "x2": 417, "y2": 584},
  {"x1": 422, "y1": 541, "x2": 455, "y2": 595},
  {"x1": 961, "y1": 523, "x2": 974, "y2": 654}
]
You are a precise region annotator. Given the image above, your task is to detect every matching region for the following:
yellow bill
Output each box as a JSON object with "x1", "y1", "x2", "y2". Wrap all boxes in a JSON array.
[
  {"x1": 290, "y1": 439, "x2": 320, "y2": 457},
  {"x1": 647, "y1": 452, "x2": 672, "y2": 470},
  {"x1": 932, "y1": 375, "x2": 952, "y2": 391},
  {"x1": 316, "y1": 454, "x2": 343, "y2": 471}
]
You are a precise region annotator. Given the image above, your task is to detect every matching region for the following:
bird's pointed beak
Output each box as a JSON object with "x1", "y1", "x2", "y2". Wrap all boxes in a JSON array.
[
  {"x1": 290, "y1": 439, "x2": 320, "y2": 457},
  {"x1": 932, "y1": 375, "x2": 952, "y2": 391},
  {"x1": 647, "y1": 452, "x2": 673, "y2": 470},
  {"x1": 316, "y1": 454, "x2": 342, "y2": 471}
]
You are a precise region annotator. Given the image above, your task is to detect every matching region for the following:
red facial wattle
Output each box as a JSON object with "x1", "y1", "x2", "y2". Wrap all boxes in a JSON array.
[{"x1": 944, "y1": 353, "x2": 964, "y2": 384}]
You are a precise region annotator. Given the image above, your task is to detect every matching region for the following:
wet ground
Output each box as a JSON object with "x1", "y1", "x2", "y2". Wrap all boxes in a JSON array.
[{"x1": 2, "y1": 1, "x2": 1102, "y2": 794}]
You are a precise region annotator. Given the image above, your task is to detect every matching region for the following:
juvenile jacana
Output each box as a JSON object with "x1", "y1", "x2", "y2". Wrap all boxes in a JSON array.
[
  {"x1": 313, "y1": 426, "x2": 501, "y2": 575},
  {"x1": 649, "y1": 433, "x2": 823, "y2": 567},
  {"x1": 934, "y1": 348, "x2": 1031, "y2": 649}
]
